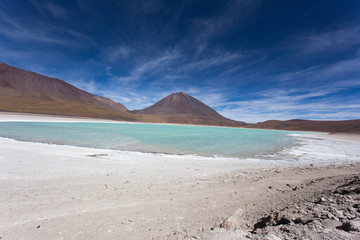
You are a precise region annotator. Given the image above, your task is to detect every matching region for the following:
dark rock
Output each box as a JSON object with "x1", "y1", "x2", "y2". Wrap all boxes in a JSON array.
[
  {"x1": 294, "y1": 217, "x2": 313, "y2": 225},
  {"x1": 335, "y1": 189, "x2": 351, "y2": 195},
  {"x1": 280, "y1": 226, "x2": 290, "y2": 233},
  {"x1": 276, "y1": 216, "x2": 291, "y2": 225},
  {"x1": 253, "y1": 215, "x2": 272, "y2": 230},
  {"x1": 336, "y1": 221, "x2": 360, "y2": 232}
]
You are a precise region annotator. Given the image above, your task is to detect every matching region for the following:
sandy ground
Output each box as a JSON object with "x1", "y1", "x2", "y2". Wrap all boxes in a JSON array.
[
  {"x1": 327, "y1": 133, "x2": 360, "y2": 143},
  {"x1": 0, "y1": 112, "x2": 360, "y2": 239},
  {"x1": 0, "y1": 111, "x2": 125, "y2": 123}
]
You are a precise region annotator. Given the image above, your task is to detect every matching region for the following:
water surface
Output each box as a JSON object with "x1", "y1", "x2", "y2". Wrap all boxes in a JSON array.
[{"x1": 0, "y1": 122, "x2": 305, "y2": 159}]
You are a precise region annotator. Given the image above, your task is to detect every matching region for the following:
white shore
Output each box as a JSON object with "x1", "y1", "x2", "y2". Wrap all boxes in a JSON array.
[
  {"x1": 0, "y1": 111, "x2": 127, "y2": 123},
  {"x1": 0, "y1": 112, "x2": 360, "y2": 239}
]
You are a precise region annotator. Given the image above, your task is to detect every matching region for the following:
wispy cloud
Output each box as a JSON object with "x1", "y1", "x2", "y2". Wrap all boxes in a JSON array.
[
  {"x1": 183, "y1": 0, "x2": 262, "y2": 55},
  {"x1": 217, "y1": 87, "x2": 360, "y2": 122},
  {"x1": 323, "y1": 57, "x2": 360, "y2": 76},
  {"x1": 177, "y1": 53, "x2": 241, "y2": 74},
  {"x1": 276, "y1": 56, "x2": 360, "y2": 85},
  {"x1": 121, "y1": 0, "x2": 163, "y2": 15},
  {"x1": 115, "y1": 52, "x2": 181, "y2": 82},
  {"x1": 0, "y1": 8, "x2": 69, "y2": 45},
  {"x1": 0, "y1": 4, "x2": 94, "y2": 47},
  {"x1": 102, "y1": 45, "x2": 133, "y2": 62},
  {"x1": 192, "y1": 0, "x2": 261, "y2": 40},
  {"x1": 68, "y1": 78, "x2": 98, "y2": 94},
  {"x1": 0, "y1": 27, "x2": 68, "y2": 45},
  {"x1": 290, "y1": 26, "x2": 360, "y2": 55},
  {"x1": 30, "y1": 0, "x2": 68, "y2": 19}
]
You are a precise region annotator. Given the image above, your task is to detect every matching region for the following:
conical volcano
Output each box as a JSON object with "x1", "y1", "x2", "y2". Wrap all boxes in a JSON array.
[{"x1": 133, "y1": 92, "x2": 245, "y2": 126}]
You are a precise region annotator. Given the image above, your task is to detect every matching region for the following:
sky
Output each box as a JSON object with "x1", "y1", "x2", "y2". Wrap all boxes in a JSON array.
[{"x1": 1, "y1": 0, "x2": 360, "y2": 123}]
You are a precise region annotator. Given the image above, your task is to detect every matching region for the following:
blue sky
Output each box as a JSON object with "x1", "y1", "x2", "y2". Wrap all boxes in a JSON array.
[{"x1": 1, "y1": 0, "x2": 360, "y2": 122}]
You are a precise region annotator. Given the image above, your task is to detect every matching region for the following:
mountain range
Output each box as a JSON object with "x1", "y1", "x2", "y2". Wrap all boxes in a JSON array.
[
  {"x1": 0, "y1": 63, "x2": 243, "y2": 127},
  {"x1": 1, "y1": 63, "x2": 359, "y2": 132}
]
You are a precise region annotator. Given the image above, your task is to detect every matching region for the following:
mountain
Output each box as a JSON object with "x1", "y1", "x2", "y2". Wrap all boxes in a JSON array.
[
  {"x1": 5, "y1": 63, "x2": 357, "y2": 132},
  {"x1": 0, "y1": 63, "x2": 244, "y2": 126},
  {"x1": 133, "y1": 92, "x2": 245, "y2": 126},
  {"x1": 0, "y1": 63, "x2": 136, "y2": 120},
  {"x1": 244, "y1": 119, "x2": 360, "y2": 133}
]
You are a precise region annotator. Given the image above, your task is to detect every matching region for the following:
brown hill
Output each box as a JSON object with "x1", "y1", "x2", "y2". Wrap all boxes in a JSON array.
[
  {"x1": 0, "y1": 63, "x2": 137, "y2": 120},
  {"x1": 132, "y1": 92, "x2": 245, "y2": 126},
  {"x1": 244, "y1": 119, "x2": 360, "y2": 133}
]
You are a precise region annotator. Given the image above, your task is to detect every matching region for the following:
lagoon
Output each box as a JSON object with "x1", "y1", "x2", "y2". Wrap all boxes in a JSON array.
[{"x1": 0, "y1": 122, "x2": 305, "y2": 159}]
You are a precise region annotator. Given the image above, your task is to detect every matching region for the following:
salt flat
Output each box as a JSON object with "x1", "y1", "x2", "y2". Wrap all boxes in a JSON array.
[{"x1": 0, "y1": 113, "x2": 360, "y2": 239}]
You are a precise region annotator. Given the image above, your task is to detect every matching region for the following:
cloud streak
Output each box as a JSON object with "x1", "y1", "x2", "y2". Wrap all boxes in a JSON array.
[
  {"x1": 218, "y1": 87, "x2": 360, "y2": 122},
  {"x1": 292, "y1": 26, "x2": 360, "y2": 54},
  {"x1": 115, "y1": 52, "x2": 181, "y2": 82}
]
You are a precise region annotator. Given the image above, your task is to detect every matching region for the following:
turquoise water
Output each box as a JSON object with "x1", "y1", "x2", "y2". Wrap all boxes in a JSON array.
[{"x1": 0, "y1": 122, "x2": 303, "y2": 159}]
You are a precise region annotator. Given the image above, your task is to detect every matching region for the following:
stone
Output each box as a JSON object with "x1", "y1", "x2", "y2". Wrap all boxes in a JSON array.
[
  {"x1": 276, "y1": 216, "x2": 291, "y2": 225},
  {"x1": 253, "y1": 215, "x2": 272, "y2": 230},
  {"x1": 334, "y1": 210, "x2": 345, "y2": 219},
  {"x1": 221, "y1": 216, "x2": 240, "y2": 229},
  {"x1": 294, "y1": 217, "x2": 313, "y2": 225},
  {"x1": 336, "y1": 221, "x2": 360, "y2": 232}
]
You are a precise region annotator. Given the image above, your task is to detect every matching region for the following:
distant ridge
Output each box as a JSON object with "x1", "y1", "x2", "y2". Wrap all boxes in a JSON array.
[
  {"x1": 133, "y1": 92, "x2": 245, "y2": 126},
  {"x1": 244, "y1": 119, "x2": 360, "y2": 133}
]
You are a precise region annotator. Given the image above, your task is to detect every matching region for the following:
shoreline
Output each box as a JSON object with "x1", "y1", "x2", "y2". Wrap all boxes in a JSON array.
[
  {"x1": 0, "y1": 112, "x2": 360, "y2": 239},
  {"x1": 0, "y1": 111, "x2": 336, "y2": 133}
]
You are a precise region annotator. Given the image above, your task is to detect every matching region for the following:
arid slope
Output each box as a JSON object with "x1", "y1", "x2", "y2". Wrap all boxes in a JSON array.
[
  {"x1": 0, "y1": 63, "x2": 138, "y2": 120},
  {"x1": 133, "y1": 92, "x2": 245, "y2": 126}
]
